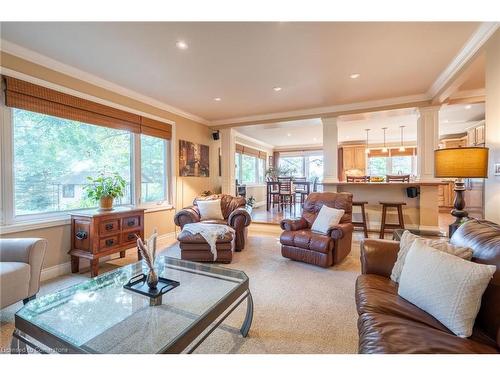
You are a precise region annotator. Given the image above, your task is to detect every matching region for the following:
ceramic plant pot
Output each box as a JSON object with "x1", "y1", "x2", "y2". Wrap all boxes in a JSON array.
[{"x1": 99, "y1": 196, "x2": 114, "y2": 211}]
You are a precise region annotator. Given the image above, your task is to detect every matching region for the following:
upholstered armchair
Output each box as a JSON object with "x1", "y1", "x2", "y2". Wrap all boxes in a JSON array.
[
  {"x1": 280, "y1": 192, "x2": 354, "y2": 267},
  {"x1": 174, "y1": 194, "x2": 252, "y2": 251},
  {"x1": 0, "y1": 238, "x2": 47, "y2": 308}
]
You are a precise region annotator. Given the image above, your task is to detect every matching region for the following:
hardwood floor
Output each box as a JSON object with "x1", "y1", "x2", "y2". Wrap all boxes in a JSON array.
[
  {"x1": 251, "y1": 203, "x2": 303, "y2": 224},
  {"x1": 252, "y1": 202, "x2": 460, "y2": 236}
]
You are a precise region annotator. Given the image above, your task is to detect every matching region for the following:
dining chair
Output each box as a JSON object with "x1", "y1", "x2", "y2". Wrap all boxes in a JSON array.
[
  {"x1": 386, "y1": 174, "x2": 410, "y2": 182},
  {"x1": 346, "y1": 175, "x2": 370, "y2": 182},
  {"x1": 278, "y1": 177, "x2": 294, "y2": 212},
  {"x1": 293, "y1": 177, "x2": 309, "y2": 207}
]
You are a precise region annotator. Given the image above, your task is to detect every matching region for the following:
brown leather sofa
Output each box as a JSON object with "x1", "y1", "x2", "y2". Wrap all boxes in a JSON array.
[
  {"x1": 356, "y1": 219, "x2": 500, "y2": 354},
  {"x1": 174, "y1": 194, "x2": 251, "y2": 251},
  {"x1": 280, "y1": 192, "x2": 354, "y2": 267}
]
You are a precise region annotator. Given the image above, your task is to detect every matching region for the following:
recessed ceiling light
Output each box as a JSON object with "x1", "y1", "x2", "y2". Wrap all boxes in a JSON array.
[
  {"x1": 287, "y1": 133, "x2": 291, "y2": 137},
  {"x1": 176, "y1": 40, "x2": 188, "y2": 50},
  {"x1": 350, "y1": 73, "x2": 361, "y2": 79},
  {"x1": 214, "y1": 97, "x2": 222, "y2": 102},
  {"x1": 313, "y1": 137, "x2": 317, "y2": 141},
  {"x1": 465, "y1": 104, "x2": 472, "y2": 110},
  {"x1": 273, "y1": 87, "x2": 282, "y2": 92}
]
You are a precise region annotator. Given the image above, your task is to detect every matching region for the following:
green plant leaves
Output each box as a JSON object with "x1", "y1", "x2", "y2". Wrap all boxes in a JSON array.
[{"x1": 84, "y1": 172, "x2": 126, "y2": 201}]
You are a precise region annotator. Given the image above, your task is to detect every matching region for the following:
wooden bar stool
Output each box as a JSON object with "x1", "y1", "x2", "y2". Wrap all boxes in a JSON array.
[
  {"x1": 352, "y1": 201, "x2": 369, "y2": 238},
  {"x1": 379, "y1": 202, "x2": 406, "y2": 239}
]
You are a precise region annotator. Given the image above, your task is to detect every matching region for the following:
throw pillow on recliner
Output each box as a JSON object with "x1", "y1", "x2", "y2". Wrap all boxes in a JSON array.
[
  {"x1": 197, "y1": 199, "x2": 224, "y2": 221},
  {"x1": 311, "y1": 205, "x2": 345, "y2": 235}
]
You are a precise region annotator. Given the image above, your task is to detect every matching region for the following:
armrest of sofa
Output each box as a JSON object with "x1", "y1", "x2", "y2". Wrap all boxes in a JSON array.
[
  {"x1": 280, "y1": 217, "x2": 308, "y2": 231},
  {"x1": 228, "y1": 207, "x2": 252, "y2": 228},
  {"x1": 174, "y1": 206, "x2": 201, "y2": 229},
  {"x1": 0, "y1": 238, "x2": 47, "y2": 297},
  {"x1": 360, "y1": 239, "x2": 400, "y2": 277},
  {"x1": 328, "y1": 222, "x2": 354, "y2": 240}
]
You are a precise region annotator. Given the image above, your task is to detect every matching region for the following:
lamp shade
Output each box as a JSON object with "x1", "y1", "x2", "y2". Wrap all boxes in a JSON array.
[{"x1": 434, "y1": 147, "x2": 489, "y2": 178}]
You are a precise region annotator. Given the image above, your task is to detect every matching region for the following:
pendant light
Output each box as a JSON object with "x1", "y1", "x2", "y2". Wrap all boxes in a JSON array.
[
  {"x1": 382, "y1": 127, "x2": 388, "y2": 153},
  {"x1": 399, "y1": 125, "x2": 406, "y2": 152},
  {"x1": 365, "y1": 129, "x2": 371, "y2": 154}
]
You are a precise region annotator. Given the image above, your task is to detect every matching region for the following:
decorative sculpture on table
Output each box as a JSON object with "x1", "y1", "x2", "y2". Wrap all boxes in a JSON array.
[{"x1": 136, "y1": 229, "x2": 158, "y2": 289}]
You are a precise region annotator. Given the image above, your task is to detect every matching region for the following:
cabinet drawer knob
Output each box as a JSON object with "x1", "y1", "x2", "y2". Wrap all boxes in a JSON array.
[
  {"x1": 75, "y1": 231, "x2": 88, "y2": 240},
  {"x1": 105, "y1": 239, "x2": 115, "y2": 247},
  {"x1": 105, "y1": 223, "x2": 114, "y2": 231},
  {"x1": 127, "y1": 220, "x2": 136, "y2": 227},
  {"x1": 127, "y1": 233, "x2": 136, "y2": 241}
]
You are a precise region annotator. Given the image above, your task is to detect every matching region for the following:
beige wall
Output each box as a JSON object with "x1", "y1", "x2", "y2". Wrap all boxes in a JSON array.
[
  {"x1": 0, "y1": 52, "x2": 219, "y2": 273},
  {"x1": 485, "y1": 30, "x2": 500, "y2": 223}
]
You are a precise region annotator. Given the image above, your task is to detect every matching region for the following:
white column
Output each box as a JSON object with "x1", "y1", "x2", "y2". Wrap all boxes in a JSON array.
[
  {"x1": 416, "y1": 106, "x2": 440, "y2": 180},
  {"x1": 220, "y1": 128, "x2": 236, "y2": 195},
  {"x1": 485, "y1": 30, "x2": 500, "y2": 223},
  {"x1": 321, "y1": 117, "x2": 339, "y2": 183}
]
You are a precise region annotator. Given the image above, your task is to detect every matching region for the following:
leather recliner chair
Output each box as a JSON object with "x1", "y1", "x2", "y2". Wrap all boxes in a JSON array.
[
  {"x1": 356, "y1": 219, "x2": 500, "y2": 354},
  {"x1": 174, "y1": 194, "x2": 252, "y2": 251},
  {"x1": 280, "y1": 192, "x2": 354, "y2": 267}
]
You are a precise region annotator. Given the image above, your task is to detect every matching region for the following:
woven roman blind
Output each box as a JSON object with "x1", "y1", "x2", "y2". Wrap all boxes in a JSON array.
[
  {"x1": 3, "y1": 76, "x2": 172, "y2": 139},
  {"x1": 235, "y1": 143, "x2": 266, "y2": 159},
  {"x1": 368, "y1": 147, "x2": 416, "y2": 157}
]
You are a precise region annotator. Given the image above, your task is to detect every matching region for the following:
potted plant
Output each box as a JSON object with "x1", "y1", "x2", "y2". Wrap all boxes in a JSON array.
[{"x1": 84, "y1": 173, "x2": 126, "y2": 211}]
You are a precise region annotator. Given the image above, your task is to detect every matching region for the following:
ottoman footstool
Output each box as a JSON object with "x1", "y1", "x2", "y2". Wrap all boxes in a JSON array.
[{"x1": 177, "y1": 230, "x2": 234, "y2": 263}]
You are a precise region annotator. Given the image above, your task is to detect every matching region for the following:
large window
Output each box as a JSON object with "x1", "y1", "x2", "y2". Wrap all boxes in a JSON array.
[
  {"x1": 367, "y1": 150, "x2": 416, "y2": 177},
  {"x1": 235, "y1": 152, "x2": 266, "y2": 185},
  {"x1": 368, "y1": 157, "x2": 388, "y2": 176},
  {"x1": 391, "y1": 156, "x2": 413, "y2": 175},
  {"x1": 8, "y1": 108, "x2": 169, "y2": 219},
  {"x1": 141, "y1": 134, "x2": 167, "y2": 203},
  {"x1": 279, "y1": 152, "x2": 324, "y2": 180},
  {"x1": 13, "y1": 109, "x2": 132, "y2": 215}
]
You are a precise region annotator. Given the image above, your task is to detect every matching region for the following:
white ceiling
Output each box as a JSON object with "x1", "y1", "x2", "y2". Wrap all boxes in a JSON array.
[
  {"x1": 236, "y1": 103, "x2": 485, "y2": 148},
  {"x1": 0, "y1": 22, "x2": 480, "y2": 122}
]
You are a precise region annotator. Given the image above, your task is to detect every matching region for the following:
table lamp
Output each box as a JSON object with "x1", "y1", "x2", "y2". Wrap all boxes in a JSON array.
[{"x1": 434, "y1": 147, "x2": 489, "y2": 237}]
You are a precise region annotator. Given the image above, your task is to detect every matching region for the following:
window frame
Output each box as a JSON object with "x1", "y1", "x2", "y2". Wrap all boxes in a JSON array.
[
  {"x1": 235, "y1": 152, "x2": 266, "y2": 186},
  {"x1": 0, "y1": 92, "x2": 174, "y2": 227}
]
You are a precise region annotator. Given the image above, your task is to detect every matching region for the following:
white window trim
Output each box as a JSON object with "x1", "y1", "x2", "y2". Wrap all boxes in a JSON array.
[
  {"x1": 235, "y1": 152, "x2": 266, "y2": 185},
  {"x1": 0, "y1": 89, "x2": 175, "y2": 231}
]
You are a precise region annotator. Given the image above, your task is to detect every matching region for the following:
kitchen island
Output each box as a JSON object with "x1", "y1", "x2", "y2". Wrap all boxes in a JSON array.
[{"x1": 320, "y1": 181, "x2": 445, "y2": 235}]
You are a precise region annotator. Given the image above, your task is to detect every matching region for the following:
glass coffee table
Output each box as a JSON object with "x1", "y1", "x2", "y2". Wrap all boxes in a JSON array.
[{"x1": 11, "y1": 256, "x2": 253, "y2": 354}]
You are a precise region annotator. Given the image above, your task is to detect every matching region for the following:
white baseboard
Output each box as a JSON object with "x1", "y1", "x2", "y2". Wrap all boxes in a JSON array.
[{"x1": 40, "y1": 231, "x2": 177, "y2": 282}]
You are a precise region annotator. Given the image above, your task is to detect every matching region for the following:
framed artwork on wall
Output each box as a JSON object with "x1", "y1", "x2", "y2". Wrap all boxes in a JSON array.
[
  {"x1": 495, "y1": 163, "x2": 500, "y2": 176},
  {"x1": 179, "y1": 140, "x2": 210, "y2": 177}
]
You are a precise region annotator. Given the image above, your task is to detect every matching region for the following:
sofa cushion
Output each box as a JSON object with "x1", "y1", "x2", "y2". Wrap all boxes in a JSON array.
[
  {"x1": 310, "y1": 205, "x2": 344, "y2": 234},
  {"x1": 356, "y1": 274, "x2": 452, "y2": 332},
  {"x1": 398, "y1": 239, "x2": 496, "y2": 338},
  {"x1": 0, "y1": 262, "x2": 30, "y2": 308},
  {"x1": 390, "y1": 230, "x2": 472, "y2": 283},
  {"x1": 280, "y1": 229, "x2": 333, "y2": 254},
  {"x1": 358, "y1": 312, "x2": 499, "y2": 354}
]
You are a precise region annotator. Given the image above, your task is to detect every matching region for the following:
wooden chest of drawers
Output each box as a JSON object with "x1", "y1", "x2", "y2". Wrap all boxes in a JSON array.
[{"x1": 69, "y1": 207, "x2": 145, "y2": 277}]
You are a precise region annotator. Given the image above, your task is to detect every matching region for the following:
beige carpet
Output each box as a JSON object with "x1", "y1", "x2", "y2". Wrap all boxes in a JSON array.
[{"x1": 1, "y1": 224, "x2": 363, "y2": 354}]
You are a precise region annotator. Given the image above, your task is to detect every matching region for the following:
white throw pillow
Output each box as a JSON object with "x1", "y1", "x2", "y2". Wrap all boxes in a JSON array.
[
  {"x1": 311, "y1": 205, "x2": 345, "y2": 235},
  {"x1": 197, "y1": 199, "x2": 224, "y2": 221},
  {"x1": 390, "y1": 230, "x2": 472, "y2": 283},
  {"x1": 398, "y1": 239, "x2": 496, "y2": 337}
]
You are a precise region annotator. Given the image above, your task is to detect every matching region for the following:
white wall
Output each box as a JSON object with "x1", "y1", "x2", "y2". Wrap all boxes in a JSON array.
[{"x1": 485, "y1": 30, "x2": 500, "y2": 223}]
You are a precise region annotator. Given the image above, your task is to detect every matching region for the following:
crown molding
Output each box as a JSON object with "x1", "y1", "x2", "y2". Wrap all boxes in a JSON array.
[
  {"x1": 449, "y1": 88, "x2": 485, "y2": 99},
  {"x1": 0, "y1": 39, "x2": 210, "y2": 125},
  {"x1": 233, "y1": 130, "x2": 274, "y2": 151},
  {"x1": 209, "y1": 93, "x2": 431, "y2": 127},
  {"x1": 428, "y1": 22, "x2": 499, "y2": 101}
]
